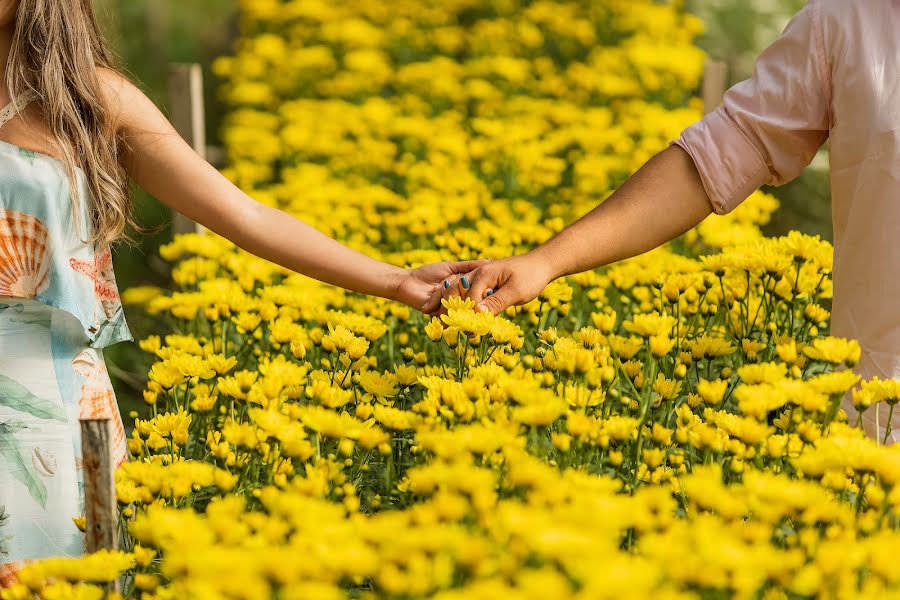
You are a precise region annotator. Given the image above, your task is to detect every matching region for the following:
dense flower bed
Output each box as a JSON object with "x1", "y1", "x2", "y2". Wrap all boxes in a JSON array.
[{"x1": 6, "y1": 1, "x2": 900, "y2": 599}]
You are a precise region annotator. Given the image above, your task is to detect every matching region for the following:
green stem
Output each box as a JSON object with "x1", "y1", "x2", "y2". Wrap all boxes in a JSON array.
[{"x1": 883, "y1": 404, "x2": 896, "y2": 445}]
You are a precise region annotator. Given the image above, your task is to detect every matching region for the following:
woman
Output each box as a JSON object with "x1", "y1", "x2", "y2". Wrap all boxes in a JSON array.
[
  {"x1": 0, "y1": 0, "x2": 480, "y2": 583},
  {"x1": 450, "y1": 0, "x2": 900, "y2": 443}
]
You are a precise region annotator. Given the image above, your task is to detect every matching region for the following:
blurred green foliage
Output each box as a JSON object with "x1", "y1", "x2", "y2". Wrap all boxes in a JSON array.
[
  {"x1": 95, "y1": 0, "x2": 236, "y2": 110},
  {"x1": 686, "y1": 0, "x2": 807, "y2": 83}
]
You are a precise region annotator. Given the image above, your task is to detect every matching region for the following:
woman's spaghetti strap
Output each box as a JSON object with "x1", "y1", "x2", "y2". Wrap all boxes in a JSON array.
[{"x1": 0, "y1": 90, "x2": 37, "y2": 129}]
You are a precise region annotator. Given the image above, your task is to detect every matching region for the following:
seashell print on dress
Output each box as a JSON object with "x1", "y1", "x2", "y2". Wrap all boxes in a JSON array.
[
  {"x1": 0, "y1": 504, "x2": 9, "y2": 557},
  {"x1": 71, "y1": 348, "x2": 127, "y2": 468},
  {"x1": 31, "y1": 447, "x2": 57, "y2": 477},
  {"x1": 0, "y1": 209, "x2": 51, "y2": 297},
  {"x1": 69, "y1": 244, "x2": 121, "y2": 323}
]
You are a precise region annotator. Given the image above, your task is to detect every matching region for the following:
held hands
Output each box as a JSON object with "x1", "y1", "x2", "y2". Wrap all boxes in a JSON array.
[
  {"x1": 434, "y1": 251, "x2": 557, "y2": 316},
  {"x1": 392, "y1": 259, "x2": 492, "y2": 313}
]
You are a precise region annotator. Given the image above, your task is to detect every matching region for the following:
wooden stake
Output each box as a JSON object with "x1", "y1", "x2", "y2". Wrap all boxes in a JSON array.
[
  {"x1": 702, "y1": 59, "x2": 728, "y2": 116},
  {"x1": 81, "y1": 419, "x2": 118, "y2": 553},
  {"x1": 81, "y1": 418, "x2": 122, "y2": 593},
  {"x1": 166, "y1": 63, "x2": 207, "y2": 235}
]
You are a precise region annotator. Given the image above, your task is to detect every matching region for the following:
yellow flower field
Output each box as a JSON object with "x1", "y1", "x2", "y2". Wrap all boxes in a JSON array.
[{"x1": 6, "y1": 1, "x2": 900, "y2": 599}]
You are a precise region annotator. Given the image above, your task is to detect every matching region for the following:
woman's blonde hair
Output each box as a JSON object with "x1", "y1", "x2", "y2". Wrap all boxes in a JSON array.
[{"x1": 6, "y1": 0, "x2": 161, "y2": 248}]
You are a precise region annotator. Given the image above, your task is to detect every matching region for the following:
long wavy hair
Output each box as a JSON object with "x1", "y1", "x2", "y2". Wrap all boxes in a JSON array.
[{"x1": 6, "y1": 0, "x2": 160, "y2": 248}]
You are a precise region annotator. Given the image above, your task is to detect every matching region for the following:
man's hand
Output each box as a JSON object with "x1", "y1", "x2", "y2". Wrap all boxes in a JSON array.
[
  {"x1": 394, "y1": 259, "x2": 492, "y2": 313},
  {"x1": 435, "y1": 252, "x2": 557, "y2": 316}
]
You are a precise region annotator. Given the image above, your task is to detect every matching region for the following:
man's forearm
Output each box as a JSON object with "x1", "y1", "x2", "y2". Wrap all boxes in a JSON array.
[{"x1": 533, "y1": 145, "x2": 715, "y2": 279}]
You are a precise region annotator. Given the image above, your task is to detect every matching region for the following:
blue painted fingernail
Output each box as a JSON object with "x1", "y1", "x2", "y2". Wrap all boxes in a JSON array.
[
  {"x1": 461, "y1": 276, "x2": 469, "y2": 289},
  {"x1": 486, "y1": 288, "x2": 494, "y2": 297},
  {"x1": 443, "y1": 280, "x2": 450, "y2": 289}
]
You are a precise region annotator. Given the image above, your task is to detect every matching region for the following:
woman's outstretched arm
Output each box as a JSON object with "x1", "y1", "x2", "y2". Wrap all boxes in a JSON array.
[
  {"x1": 458, "y1": 145, "x2": 714, "y2": 314},
  {"x1": 97, "y1": 68, "x2": 484, "y2": 313}
]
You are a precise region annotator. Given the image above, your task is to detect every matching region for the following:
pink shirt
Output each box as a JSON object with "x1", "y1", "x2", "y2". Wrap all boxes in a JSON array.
[{"x1": 673, "y1": 0, "x2": 900, "y2": 442}]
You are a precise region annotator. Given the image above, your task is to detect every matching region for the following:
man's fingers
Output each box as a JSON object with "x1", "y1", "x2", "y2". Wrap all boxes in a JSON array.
[
  {"x1": 439, "y1": 274, "x2": 462, "y2": 295},
  {"x1": 431, "y1": 265, "x2": 504, "y2": 318},
  {"x1": 476, "y1": 285, "x2": 516, "y2": 315},
  {"x1": 468, "y1": 267, "x2": 498, "y2": 306},
  {"x1": 430, "y1": 270, "x2": 477, "y2": 319},
  {"x1": 433, "y1": 274, "x2": 465, "y2": 312},
  {"x1": 443, "y1": 272, "x2": 475, "y2": 300},
  {"x1": 457, "y1": 272, "x2": 473, "y2": 300},
  {"x1": 447, "y1": 259, "x2": 492, "y2": 275}
]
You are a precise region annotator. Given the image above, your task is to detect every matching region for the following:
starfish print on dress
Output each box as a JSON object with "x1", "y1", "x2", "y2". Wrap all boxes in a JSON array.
[{"x1": 69, "y1": 245, "x2": 120, "y2": 321}]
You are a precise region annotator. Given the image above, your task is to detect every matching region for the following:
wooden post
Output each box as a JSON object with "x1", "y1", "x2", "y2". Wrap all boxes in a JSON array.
[
  {"x1": 80, "y1": 418, "x2": 122, "y2": 592},
  {"x1": 166, "y1": 63, "x2": 207, "y2": 235},
  {"x1": 81, "y1": 419, "x2": 118, "y2": 553},
  {"x1": 702, "y1": 59, "x2": 728, "y2": 116}
]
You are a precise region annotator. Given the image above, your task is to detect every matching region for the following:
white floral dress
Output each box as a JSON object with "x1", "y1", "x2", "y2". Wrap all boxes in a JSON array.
[{"x1": 0, "y1": 92, "x2": 133, "y2": 587}]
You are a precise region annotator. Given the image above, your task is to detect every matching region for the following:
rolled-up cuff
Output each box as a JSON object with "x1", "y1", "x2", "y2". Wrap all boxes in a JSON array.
[{"x1": 670, "y1": 107, "x2": 771, "y2": 215}]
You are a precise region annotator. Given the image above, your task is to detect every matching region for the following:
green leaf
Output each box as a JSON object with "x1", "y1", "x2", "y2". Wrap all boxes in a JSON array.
[
  {"x1": 11, "y1": 318, "x2": 51, "y2": 328},
  {"x1": 0, "y1": 373, "x2": 67, "y2": 422},
  {"x1": 0, "y1": 431, "x2": 48, "y2": 509},
  {"x1": 0, "y1": 421, "x2": 27, "y2": 435},
  {"x1": 0, "y1": 503, "x2": 10, "y2": 557}
]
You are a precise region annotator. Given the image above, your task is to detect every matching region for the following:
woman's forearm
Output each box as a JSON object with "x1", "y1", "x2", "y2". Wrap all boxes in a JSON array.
[
  {"x1": 233, "y1": 202, "x2": 406, "y2": 301},
  {"x1": 533, "y1": 145, "x2": 714, "y2": 278},
  {"x1": 103, "y1": 77, "x2": 410, "y2": 303}
]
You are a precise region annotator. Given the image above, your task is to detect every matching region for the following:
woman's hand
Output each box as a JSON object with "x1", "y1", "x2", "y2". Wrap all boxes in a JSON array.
[
  {"x1": 437, "y1": 251, "x2": 558, "y2": 316},
  {"x1": 394, "y1": 259, "x2": 492, "y2": 313}
]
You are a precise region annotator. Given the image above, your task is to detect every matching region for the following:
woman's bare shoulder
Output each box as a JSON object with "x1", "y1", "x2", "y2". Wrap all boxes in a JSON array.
[{"x1": 95, "y1": 67, "x2": 152, "y2": 134}]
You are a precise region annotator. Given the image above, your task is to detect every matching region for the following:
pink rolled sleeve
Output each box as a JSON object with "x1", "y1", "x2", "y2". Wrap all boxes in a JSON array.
[{"x1": 672, "y1": 0, "x2": 832, "y2": 215}]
